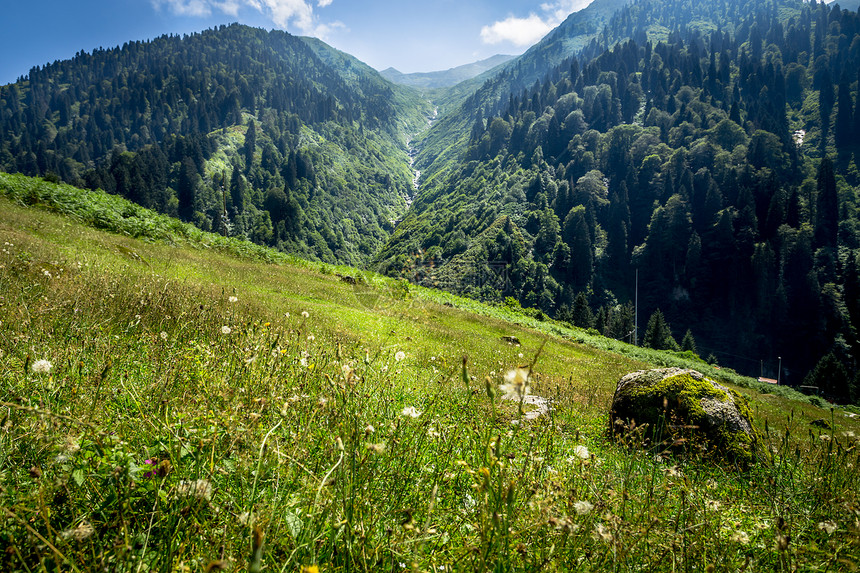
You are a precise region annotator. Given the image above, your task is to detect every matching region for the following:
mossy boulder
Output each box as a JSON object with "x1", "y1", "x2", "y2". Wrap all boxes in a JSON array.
[{"x1": 609, "y1": 368, "x2": 757, "y2": 466}]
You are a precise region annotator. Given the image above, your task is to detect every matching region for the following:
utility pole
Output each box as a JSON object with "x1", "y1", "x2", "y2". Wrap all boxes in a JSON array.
[
  {"x1": 777, "y1": 356, "x2": 782, "y2": 385},
  {"x1": 634, "y1": 269, "x2": 639, "y2": 346}
]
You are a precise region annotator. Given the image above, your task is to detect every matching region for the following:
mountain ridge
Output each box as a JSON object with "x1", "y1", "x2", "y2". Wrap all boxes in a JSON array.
[{"x1": 379, "y1": 54, "x2": 516, "y2": 89}]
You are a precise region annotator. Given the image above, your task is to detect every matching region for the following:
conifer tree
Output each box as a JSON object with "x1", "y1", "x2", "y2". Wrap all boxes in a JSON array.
[
  {"x1": 834, "y1": 80, "x2": 853, "y2": 150},
  {"x1": 814, "y1": 157, "x2": 838, "y2": 250},
  {"x1": 572, "y1": 292, "x2": 594, "y2": 329},
  {"x1": 643, "y1": 309, "x2": 678, "y2": 350},
  {"x1": 681, "y1": 329, "x2": 697, "y2": 355}
]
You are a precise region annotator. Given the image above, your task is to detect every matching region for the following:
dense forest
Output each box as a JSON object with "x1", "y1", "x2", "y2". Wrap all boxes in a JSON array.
[
  {"x1": 0, "y1": 24, "x2": 430, "y2": 265},
  {"x1": 378, "y1": 0, "x2": 860, "y2": 397},
  {"x1": 1, "y1": 0, "x2": 860, "y2": 398}
]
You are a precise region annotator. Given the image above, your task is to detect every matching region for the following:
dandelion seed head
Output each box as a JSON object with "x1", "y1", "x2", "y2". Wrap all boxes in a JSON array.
[
  {"x1": 301, "y1": 311, "x2": 309, "y2": 318},
  {"x1": 573, "y1": 500, "x2": 594, "y2": 515},
  {"x1": 572, "y1": 445, "x2": 590, "y2": 460},
  {"x1": 177, "y1": 479, "x2": 213, "y2": 502},
  {"x1": 730, "y1": 530, "x2": 750, "y2": 545},
  {"x1": 221, "y1": 325, "x2": 232, "y2": 335},
  {"x1": 394, "y1": 351, "x2": 406, "y2": 362},
  {"x1": 367, "y1": 442, "x2": 386, "y2": 454},
  {"x1": 61, "y1": 521, "x2": 94, "y2": 542},
  {"x1": 500, "y1": 367, "x2": 530, "y2": 398},
  {"x1": 31, "y1": 359, "x2": 52, "y2": 374},
  {"x1": 818, "y1": 520, "x2": 837, "y2": 534},
  {"x1": 401, "y1": 406, "x2": 421, "y2": 418},
  {"x1": 594, "y1": 522, "x2": 614, "y2": 543},
  {"x1": 160, "y1": 331, "x2": 168, "y2": 340}
]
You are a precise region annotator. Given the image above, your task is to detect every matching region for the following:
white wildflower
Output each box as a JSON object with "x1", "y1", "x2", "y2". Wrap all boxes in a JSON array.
[
  {"x1": 31, "y1": 359, "x2": 52, "y2": 374},
  {"x1": 401, "y1": 406, "x2": 421, "y2": 418},
  {"x1": 228, "y1": 296, "x2": 238, "y2": 303},
  {"x1": 394, "y1": 351, "x2": 406, "y2": 362},
  {"x1": 500, "y1": 367, "x2": 530, "y2": 398},
  {"x1": 301, "y1": 311, "x2": 309, "y2": 318},
  {"x1": 160, "y1": 331, "x2": 168, "y2": 341},
  {"x1": 573, "y1": 500, "x2": 594, "y2": 515},
  {"x1": 307, "y1": 334, "x2": 315, "y2": 342}
]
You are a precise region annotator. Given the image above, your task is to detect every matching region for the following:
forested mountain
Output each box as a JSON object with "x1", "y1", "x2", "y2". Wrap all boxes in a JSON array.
[
  {"x1": 377, "y1": 0, "x2": 860, "y2": 396},
  {"x1": 0, "y1": 24, "x2": 431, "y2": 265},
  {"x1": 1, "y1": 0, "x2": 860, "y2": 397},
  {"x1": 413, "y1": 0, "x2": 630, "y2": 185}
]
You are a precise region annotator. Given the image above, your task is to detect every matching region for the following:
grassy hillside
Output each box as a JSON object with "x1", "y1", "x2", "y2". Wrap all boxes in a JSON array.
[{"x1": 2, "y1": 174, "x2": 859, "y2": 571}]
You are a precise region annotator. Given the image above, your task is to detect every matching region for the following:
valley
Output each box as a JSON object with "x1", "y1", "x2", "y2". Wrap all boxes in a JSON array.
[{"x1": 1, "y1": 0, "x2": 860, "y2": 567}]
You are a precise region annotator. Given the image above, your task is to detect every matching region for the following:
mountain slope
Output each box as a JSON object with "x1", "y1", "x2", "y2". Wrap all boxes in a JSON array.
[
  {"x1": 377, "y1": 0, "x2": 860, "y2": 391},
  {"x1": 413, "y1": 0, "x2": 630, "y2": 183},
  {"x1": 0, "y1": 24, "x2": 431, "y2": 266},
  {"x1": 3, "y1": 171, "x2": 857, "y2": 571},
  {"x1": 380, "y1": 55, "x2": 516, "y2": 89}
]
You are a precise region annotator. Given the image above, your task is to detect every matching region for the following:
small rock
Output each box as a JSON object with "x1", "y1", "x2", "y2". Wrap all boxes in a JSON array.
[{"x1": 501, "y1": 335, "x2": 521, "y2": 346}]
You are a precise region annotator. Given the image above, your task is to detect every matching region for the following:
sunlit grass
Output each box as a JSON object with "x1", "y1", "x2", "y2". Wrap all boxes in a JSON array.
[{"x1": 1, "y1": 186, "x2": 859, "y2": 571}]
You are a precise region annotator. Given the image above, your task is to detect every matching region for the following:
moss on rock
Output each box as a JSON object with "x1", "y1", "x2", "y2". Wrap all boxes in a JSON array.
[{"x1": 610, "y1": 368, "x2": 758, "y2": 467}]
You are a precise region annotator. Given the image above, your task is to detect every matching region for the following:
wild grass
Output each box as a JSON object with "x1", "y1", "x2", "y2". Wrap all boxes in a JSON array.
[{"x1": 1, "y1": 181, "x2": 860, "y2": 571}]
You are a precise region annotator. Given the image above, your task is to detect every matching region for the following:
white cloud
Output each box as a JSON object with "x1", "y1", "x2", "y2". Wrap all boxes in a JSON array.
[
  {"x1": 152, "y1": 0, "x2": 334, "y2": 33},
  {"x1": 481, "y1": 0, "x2": 593, "y2": 46},
  {"x1": 480, "y1": 14, "x2": 552, "y2": 46}
]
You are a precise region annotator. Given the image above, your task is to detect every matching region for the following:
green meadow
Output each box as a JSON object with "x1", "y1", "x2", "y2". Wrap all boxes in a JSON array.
[{"x1": 1, "y1": 173, "x2": 859, "y2": 571}]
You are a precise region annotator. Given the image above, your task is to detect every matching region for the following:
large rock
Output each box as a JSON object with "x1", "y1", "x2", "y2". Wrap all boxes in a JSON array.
[{"x1": 609, "y1": 368, "x2": 757, "y2": 466}]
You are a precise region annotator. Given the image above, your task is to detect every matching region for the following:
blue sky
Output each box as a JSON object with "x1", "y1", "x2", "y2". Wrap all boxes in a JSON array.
[{"x1": 0, "y1": 0, "x2": 593, "y2": 85}]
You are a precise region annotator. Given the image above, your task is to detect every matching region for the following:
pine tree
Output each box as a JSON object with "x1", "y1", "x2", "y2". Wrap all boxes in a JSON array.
[
  {"x1": 572, "y1": 292, "x2": 594, "y2": 329},
  {"x1": 804, "y1": 352, "x2": 850, "y2": 402},
  {"x1": 229, "y1": 163, "x2": 245, "y2": 214},
  {"x1": 643, "y1": 309, "x2": 678, "y2": 350},
  {"x1": 681, "y1": 329, "x2": 698, "y2": 355},
  {"x1": 834, "y1": 80, "x2": 853, "y2": 150},
  {"x1": 244, "y1": 119, "x2": 256, "y2": 170},
  {"x1": 814, "y1": 157, "x2": 838, "y2": 249},
  {"x1": 177, "y1": 157, "x2": 197, "y2": 222}
]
